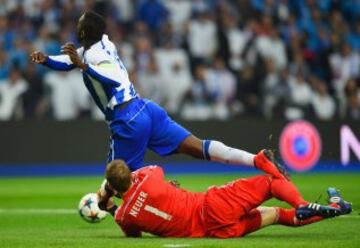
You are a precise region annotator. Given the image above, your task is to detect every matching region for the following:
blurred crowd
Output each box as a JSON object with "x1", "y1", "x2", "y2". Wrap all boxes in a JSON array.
[{"x1": 0, "y1": 0, "x2": 360, "y2": 121}]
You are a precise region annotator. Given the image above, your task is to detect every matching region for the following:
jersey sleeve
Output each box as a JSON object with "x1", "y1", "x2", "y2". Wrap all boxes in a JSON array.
[
  {"x1": 83, "y1": 63, "x2": 122, "y2": 87},
  {"x1": 44, "y1": 47, "x2": 84, "y2": 71},
  {"x1": 136, "y1": 165, "x2": 165, "y2": 180},
  {"x1": 81, "y1": 44, "x2": 124, "y2": 87}
]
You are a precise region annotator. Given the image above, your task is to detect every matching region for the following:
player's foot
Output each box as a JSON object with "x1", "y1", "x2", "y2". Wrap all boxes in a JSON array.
[
  {"x1": 327, "y1": 187, "x2": 352, "y2": 215},
  {"x1": 296, "y1": 203, "x2": 341, "y2": 220},
  {"x1": 254, "y1": 149, "x2": 290, "y2": 180}
]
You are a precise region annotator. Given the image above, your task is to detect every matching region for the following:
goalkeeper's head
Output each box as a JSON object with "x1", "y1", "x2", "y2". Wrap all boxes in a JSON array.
[
  {"x1": 105, "y1": 159, "x2": 132, "y2": 198},
  {"x1": 77, "y1": 10, "x2": 106, "y2": 49}
]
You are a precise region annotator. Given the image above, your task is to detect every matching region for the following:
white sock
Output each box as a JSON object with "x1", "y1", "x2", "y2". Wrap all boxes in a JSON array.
[{"x1": 203, "y1": 140, "x2": 255, "y2": 167}]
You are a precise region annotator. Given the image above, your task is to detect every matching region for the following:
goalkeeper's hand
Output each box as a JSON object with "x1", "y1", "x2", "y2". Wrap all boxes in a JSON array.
[
  {"x1": 97, "y1": 179, "x2": 115, "y2": 211},
  {"x1": 98, "y1": 179, "x2": 115, "y2": 197},
  {"x1": 104, "y1": 197, "x2": 118, "y2": 216}
]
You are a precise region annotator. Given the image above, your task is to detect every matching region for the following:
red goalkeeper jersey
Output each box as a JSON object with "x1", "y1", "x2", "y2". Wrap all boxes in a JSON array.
[{"x1": 114, "y1": 166, "x2": 206, "y2": 237}]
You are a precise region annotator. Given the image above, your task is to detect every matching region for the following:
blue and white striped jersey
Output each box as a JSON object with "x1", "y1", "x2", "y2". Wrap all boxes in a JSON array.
[{"x1": 45, "y1": 35, "x2": 137, "y2": 118}]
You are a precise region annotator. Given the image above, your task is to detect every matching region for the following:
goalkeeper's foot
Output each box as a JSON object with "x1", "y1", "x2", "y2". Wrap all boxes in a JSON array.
[
  {"x1": 296, "y1": 203, "x2": 341, "y2": 220},
  {"x1": 327, "y1": 187, "x2": 352, "y2": 215},
  {"x1": 254, "y1": 149, "x2": 290, "y2": 180}
]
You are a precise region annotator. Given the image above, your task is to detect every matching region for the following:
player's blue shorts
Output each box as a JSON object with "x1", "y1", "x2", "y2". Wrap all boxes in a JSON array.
[{"x1": 107, "y1": 98, "x2": 191, "y2": 171}]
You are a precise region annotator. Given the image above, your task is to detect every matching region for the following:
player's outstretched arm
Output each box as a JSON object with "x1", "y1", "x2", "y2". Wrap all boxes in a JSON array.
[
  {"x1": 60, "y1": 43, "x2": 87, "y2": 70},
  {"x1": 30, "y1": 51, "x2": 47, "y2": 64},
  {"x1": 62, "y1": 42, "x2": 124, "y2": 87},
  {"x1": 30, "y1": 50, "x2": 75, "y2": 71},
  {"x1": 30, "y1": 44, "x2": 84, "y2": 71}
]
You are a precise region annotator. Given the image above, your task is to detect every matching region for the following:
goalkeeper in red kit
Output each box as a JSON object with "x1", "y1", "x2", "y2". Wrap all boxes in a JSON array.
[{"x1": 98, "y1": 160, "x2": 352, "y2": 238}]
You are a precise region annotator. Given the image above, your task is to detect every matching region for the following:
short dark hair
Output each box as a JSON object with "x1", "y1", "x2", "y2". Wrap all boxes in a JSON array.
[
  {"x1": 80, "y1": 11, "x2": 106, "y2": 42},
  {"x1": 105, "y1": 160, "x2": 131, "y2": 193}
]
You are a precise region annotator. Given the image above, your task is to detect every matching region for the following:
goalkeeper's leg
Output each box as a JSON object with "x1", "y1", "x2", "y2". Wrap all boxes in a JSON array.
[{"x1": 240, "y1": 205, "x2": 342, "y2": 237}]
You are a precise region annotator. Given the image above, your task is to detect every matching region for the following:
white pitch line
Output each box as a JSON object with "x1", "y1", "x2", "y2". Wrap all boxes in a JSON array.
[
  {"x1": 0, "y1": 208, "x2": 77, "y2": 214},
  {"x1": 337, "y1": 214, "x2": 360, "y2": 218},
  {"x1": 163, "y1": 245, "x2": 191, "y2": 248}
]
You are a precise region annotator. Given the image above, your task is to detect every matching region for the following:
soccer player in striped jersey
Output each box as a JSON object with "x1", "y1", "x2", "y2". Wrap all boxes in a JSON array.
[
  {"x1": 97, "y1": 160, "x2": 351, "y2": 238},
  {"x1": 30, "y1": 11, "x2": 288, "y2": 180}
]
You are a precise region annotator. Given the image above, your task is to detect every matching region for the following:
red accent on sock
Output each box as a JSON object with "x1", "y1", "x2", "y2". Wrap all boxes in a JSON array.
[
  {"x1": 270, "y1": 178, "x2": 308, "y2": 208},
  {"x1": 277, "y1": 208, "x2": 297, "y2": 226},
  {"x1": 298, "y1": 216, "x2": 323, "y2": 226},
  {"x1": 329, "y1": 202, "x2": 340, "y2": 208},
  {"x1": 276, "y1": 208, "x2": 324, "y2": 226}
]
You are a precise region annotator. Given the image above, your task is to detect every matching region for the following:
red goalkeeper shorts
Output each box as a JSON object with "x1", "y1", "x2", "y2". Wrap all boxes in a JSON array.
[{"x1": 203, "y1": 175, "x2": 272, "y2": 238}]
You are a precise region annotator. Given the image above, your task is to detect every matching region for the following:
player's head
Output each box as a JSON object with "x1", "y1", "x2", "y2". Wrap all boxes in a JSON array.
[
  {"x1": 105, "y1": 159, "x2": 132, "y2": 197},
  {"x1": 77, "y1": 11, "x2": 106, "y2": 48}
]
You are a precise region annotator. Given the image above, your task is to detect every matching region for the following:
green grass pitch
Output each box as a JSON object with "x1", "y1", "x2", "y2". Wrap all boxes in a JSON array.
[{"x1": 0, "y1": 173, "x2": 359, "y2": 248}]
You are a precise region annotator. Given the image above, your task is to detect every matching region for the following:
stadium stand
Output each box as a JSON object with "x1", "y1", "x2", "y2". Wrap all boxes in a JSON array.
[{"x1": 0, "y1": 0, "x2": 359, "y2": 121}]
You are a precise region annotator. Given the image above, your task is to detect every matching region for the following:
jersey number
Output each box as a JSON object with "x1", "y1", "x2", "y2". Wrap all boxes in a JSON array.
[{"x1": 144, "y1": 205, "x2": 172, "y2": 221}]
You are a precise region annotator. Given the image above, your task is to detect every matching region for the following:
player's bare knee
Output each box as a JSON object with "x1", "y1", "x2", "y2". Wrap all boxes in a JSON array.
[{"x1": 258, "y1": 207, "x2": 278, "y2": 227}]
